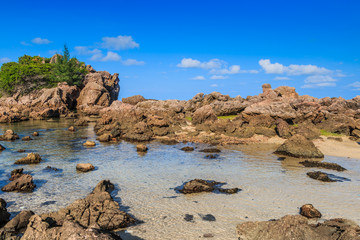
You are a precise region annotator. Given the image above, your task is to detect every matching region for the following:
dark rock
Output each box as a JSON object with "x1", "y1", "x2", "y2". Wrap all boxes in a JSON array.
[
  {"x1": 0, "y1": 198, "x2": 6, "y2": 208},
  {"x1": 307, "y1": 171, "x2": 336, "y2": 182},
  {"x1": 274, "y1": 135, "x2": 324, "y2": 158},
  {"x1": 218, "y1": 188, "x2": 240, "y2": 194},
  {"x1": 236, "y1": 215, "x2": 360, "y2": 240},
  {"x1": 10, "y1": 168, "x2": 23, "y2": 181},
  {"x1": 14, "y1": 153, "x2": 42, "y2": 164},
  {"x1": 300, "y1": 160, "x2": 346, "y2": 171},
  {"x1": 178, "y1": 179, "x2": 220, "y2": 194},
  {"x1": 17, "y1": 149, "x2": 26, "y2": 153},
  {"x1": 300, "y1": 204, "x2": 322, "y2": 218},
  {"x1": 0, "y1": 144, "x2": 5, "y2": 151},
  {"x1": 205, "y1": 154, "x2": 219, "y2": 159},
  {"x1": 181, "y1": 146, "x2": 194, "y2": 152},
  {"x1": 136, "y1": 144, "x2": 148, "y2": 152},
  {"x1": 199, "y1": 148, "x2": 221, "y2": 153},
  {"x1": 44, "y1": 166, "x2": 59, "y2": 171},
  {"x1": 184, "y1": 214, "x2": 194, "y2": 222},
  {"x1": 199, "y1": 214, "x2": 216, "y2": 222},
  {"x1": 2, "y1": 174, "x2": 36, "y2": 192},
  {"x1": 203, "y1": 233, "x2": 214, "y2": 238},
  {"x1": 0, "y1": 199, "x2": 10, "y2": 225},
  {"x1": 3, "y1": 210, "x2": 35, "y2": 232}
]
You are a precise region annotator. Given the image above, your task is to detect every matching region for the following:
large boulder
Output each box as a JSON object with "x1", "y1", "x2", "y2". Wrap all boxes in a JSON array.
[
  {"x1": 122, "y1": 95, "x2": 146, "y2": 105},
  {"x1": 236, "y1": 215, "x2": 360, "y2": 240},
  {"x1": 2, "y1": 210, "x2": 34, "y2": 232},
  {"x1": 192, "y1": 105, "x2": 217, "y2": 124},
  {"x1": 274, "y1": 134, "x2": 324, "y2": 158},
  {"x1": 0, "y1": 198, "x2": 10, "y2": 225},
  {"x1": 39, "y1": 180, "x2": 135, "y2": 230}
]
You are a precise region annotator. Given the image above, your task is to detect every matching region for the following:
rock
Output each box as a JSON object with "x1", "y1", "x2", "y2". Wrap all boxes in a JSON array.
[
  {"x1": 306, "y1": 171, "x2": 336, "y2": 182},
  {"x1": 184, "y1": 214, "x2": 194, "y2": 222},
  {"x1": 0, "y1": 130, "x2": 19, "y2": 141},
  {"x1": 97, "y1": 134, "x2": 111, "y2": 142},
  {"x1": 17, "y1": 149, "x2": 26, "y2": 153},
  {"x1": 21, "y1": 215, "x2": 122, "y2": 240},
  {"x1": 205, "y1": 154, "x2": 219, "y2": 159},
  {"x1": 3, "y1": 210, "x2": 35, "y2": 232},
  {"x1": 0, "y1": 144, "x2": 5, "y2": 151},
  {"x1": 300, "y1": 204, "x2": 322, "y2": 218},
  {"x1": 218, "y1": 188, "x2": 240, "y2": 194},
  {"x1": 254, "y1": 127, "x2": 277, "y2": 137},
  {"x1": 74, "y1": 118, "x2": 89, "y2": 126},
  {"x1": 68, "y1": 126, "x2": 76, "y2": 132},
  {"x1": 122, "y1": 95, "x2": 146, "y2": 105},
  {"x1": 10, "y1": 168, "x2": 23, "y2": 180},
  {"x1": 22, "y1": 136, "x2": 33, "y2": 141},
  {"x1": 32, "y1": 132, "x2": 39, "y2": 136},
  {"x1": 136, "y1": 144, "x2": 148, "y2": 152},
  {"x1": 44, "y1": 166, "x2": 59, "y2": 171},
  {"x1": 327, "y1": 136, "x2": 343, "y2": 142},
  {"x1": 192, "y1": 105, "x2": 217, "y2": 124},
  {"x1": 39, "y1": 180, "x2": 135, "y2": 230},
  {"x1": 203, "y1": 233, "x2": 215, "y2": 238},
  {"x1": 276, "y1": 119, "x2": 292, "y2": 138},
  {"x1": 76, "y1": 163, "x2": 95, "y2": 172},
  {"x1": 1, "y1": 174, "x2": 36, "y2": 192},
  {"x1": 83, "y1": 141, "x2": 96, "y2": 147},
  {"x1": 236, "y1": 215, "x2": 360, "y2": 240},
  {"x1": 180, "y1": 146, "x2": 194, "y2": 152},
  {"x1": 199, "y1": 148, "x2": 221, "y2": 153},
  {"x1": 274, "y1": 135, "x2": 324, "y2": 158},
  {"x1": 178, "y1": 179, "x2": 220, "y2": 194},
  {"x1": 0, "y1": 198, "x2": 10, "y2": 225},
  {"x1": 199, "y1": 214, "x2": 216, "y2": 222},
  {"x1": 299, "y1": 160, "x2": 346, "y2": 171},
  {"x1": 14, "y1": 153, "x2": 42, "y2": 164}
]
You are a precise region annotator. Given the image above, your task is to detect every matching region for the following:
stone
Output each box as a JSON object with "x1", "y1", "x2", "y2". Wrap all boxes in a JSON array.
[
  {"x1": 307, "y1": 171, "x2": 336, "y2": 182},
  {"x1": 199, "y1": 214, "x2": 216, "y2": 222},
  {"x1": 22, "y1": 136, "x2": 33, "y2": 141},
  {"x1": 17, "y1": 149, "x2": 26, "y2": 153},
  {"x1": 83, "y1": 141, "x2": 96, "y2": 147},
  {"x1": 136, "y1": 144, "x2": 148, "y2": 152},
  {"x1": 276, "y1": 119, "x2": 292, "y2": 139},
  {"x1": 74, "y1": 118, "x2": 89, "y2": 126},
  {"x1": 199, "y1": 148, "x2": 221, "y2": 153},
  {"x1": 0, "y1": 144, "x2": 5, "y2": 151},
  {"x1": 3, "y1": 210, "x2": 35, "y2": 232},
  {"x1": 122, "y1": 95, "x2": 146, "y2": 105},
  {"x1": 178, "y1": 179, "x2": 220, "y2": 194},
  {"x1": 0, "y1": 198, "x2": 10, "y2": 225},
  {"x1": 10, "y1": 168, "x2": 23, "y2": 180},
  {"x1": 274, "y1": 134, "x2": 324, "y2": 158},
  {"x1": 300, "y1": 204, "x2": 322, "y2": 218},
  {"x1": 32, "y1": 132, "x2": 39, "y2": 136},
  {"x1": 0, "y1": 130, "x2": 19, "y2": 141},
  {"x1": 97, "y1": 134, "x2": 111, "y2": 142},
  {"x1": 180, "y1": 146, "x2": 194, "y2": 152},
  {"x1": 299, "y1": 160, "x2": 346, "y2": 171},
  {"x1": 192, "y1": 105, "x2": 217, "y2": 124},
  {"x1": 218, "y1": 188, "x2": 240, "y2": 194},
  {"x1": 68, "y1": 126, "x2": 76, "y2": 132},
  {"x1": 14, "y1": 153, "x2": 42, "y2": 164},
  {"x1": 1, "y1": 174, "x2": 36, "y2": 192},
  {"x1": 76, "y1": 163, "x2": 95, "y2": 172},
  {"x1": 184, "y1": 214, "x2": 194, "y2": 222}
]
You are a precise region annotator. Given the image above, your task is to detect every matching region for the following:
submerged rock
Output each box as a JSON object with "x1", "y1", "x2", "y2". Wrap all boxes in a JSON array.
[
  {"x1": 274, "y1": 134, "x2": 324, "y2": 158},
  {"x1": 39, "y1": 180, "x2": 135, "y2": 230},
  {"x1": 76, "y1": 163, "x2": 95, "y2": 172},
  {"x1": 199, "y1": 148, "x2": 221, "y2": 153},
  {"x1": 300, "y1": 204, "x2": 322, "y2": 218},
  {"x1": 14, "y1": 153, "x2": 42, "y2": 164},
  {"x1": 199, "y1": 214, "x2": 216, "y2": 222},
  {"x1": 306, "y1": 171, "x2": 336, "y2": 182},
  {"x1": 178, "y1": 179, "x2": 220, "y2": 194},
  {"x1": 0, "y1": 130, "x2": 19, "y2": 141},
  {"x1": 300, "y1": 160, "x2": 346, "y2": 171},
  {"x1": 0, "y1": 144, "x2": 5, "y2": 151},
  {"x1": 236, "y1": 215, "x2": 360, "y2": 240},
  {"x1": 2, "y1": 174, "x2": 36, "y2": 192},
  {"x1": 21, "y1": 136, "x2": 33, "y2": 141},
  {"x1": 83, "y1": 140, "x2": 96, "y2": 147},
  {"x1": 218, "y1": 188, "x2": 240, "y2": 194},
  {"x1": 180, "y1": 146, "x2": 194, "y2": 152}
]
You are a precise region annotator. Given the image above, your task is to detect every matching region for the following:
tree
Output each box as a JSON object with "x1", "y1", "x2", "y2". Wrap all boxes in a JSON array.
[{"x1": 51, "y1": 44, "x2": 87, "y2": 86}]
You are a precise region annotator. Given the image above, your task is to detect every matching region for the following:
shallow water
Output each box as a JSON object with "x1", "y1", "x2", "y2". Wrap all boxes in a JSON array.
[{"x1": 0, "y1": 120, "x2": 359, "y2": 240}]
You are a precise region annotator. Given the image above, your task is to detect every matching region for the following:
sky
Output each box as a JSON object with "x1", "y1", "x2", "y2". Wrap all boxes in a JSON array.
[{"x1": 1, "y1": 0, "x2": 360, "y2": 100}]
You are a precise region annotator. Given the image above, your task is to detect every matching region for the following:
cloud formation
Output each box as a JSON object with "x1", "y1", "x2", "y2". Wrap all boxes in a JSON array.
[
  {"x1": 191, "y1": 76, "x2": 205, "y2": 80},
  {"x1": 122, "y1": 58, "x2": 145, "y2": 66},
  {"x1": 31, "y1": 37, "x2": 52, "y2": 45},
  {"x1": 301, "y1": 75, "x2": 337, "y2": 88},
  {"x1": 177, "y1": 58, "x2": 223, "y2": 69},
  {"x1": 101, "y1": 35, "x2": 139, "y2": 50},
  {"x1": 348, "y1": 81, "x2": 360, "y2": 90},
  {"x1": 274, "y1": 76, "x2": 291, "y2": 80},
  {"x1": 210, "y1": 75, "x2": 228, "y2": 80},
  {"x1": 259, "y1": 59, "x2": 332, "y2": 75}
]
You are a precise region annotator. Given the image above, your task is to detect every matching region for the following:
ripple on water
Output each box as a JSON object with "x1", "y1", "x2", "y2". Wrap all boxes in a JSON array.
[{"x1": 0, "y1": 120, "x2": 359, "y2": 240}]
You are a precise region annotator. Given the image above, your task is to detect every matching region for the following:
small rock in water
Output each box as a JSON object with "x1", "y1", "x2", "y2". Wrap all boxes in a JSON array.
[
  {"x1": 180, "y1": 146, "x2": 194, "y2": 152},
  {"x1": 2, "y1": 174, "x2": 36, "y2": 192},
  {"x1": 199, "y1": 148, "x2": 221, "y2": 153},
  {"x1": 178, "y1": 179, "x2": 221, "y2": 194},
  {"x1": 68, "y1": 126, "x2": 76, "y2": 132},
  {"x1": 17, "y1": 149, "x2": 26, "y2": 153},
  {"x1": 199, "y1": 214, "x2": 216, "y2": 222},
  {"x1": 300, "y1": 204, "x2": 322, "y2": 218},
  {"x1": 45, "y1": 166, "x2": 59, "y2": 171},
  {"x1": 32, "y1": 132, "x2": 39, "y2": 136},
  {"x1": 40, "y1": 201, "x2": 57, "y2": 206},
  {"x1": 306, "y1": 171, "x2": 336, "y2": 182},
  {"x1": 184, "y1": 214, "x2": 194, "y2": 222},
  {"x1": 76, "y1": 163, "x2": 95, "y2": 172},
  {"x1": 15, "y1": 153, "x2": 42, "y2": 164},
  {"x1": 10, "y1": 168, "x2": 23, "y2": 180},
  {"x1": 0, "y1": 144, "x2": 5, "y2": 151},
  {"x1": 136, "y1": 144, "x2": 148, "y2": 152},
  {"x1": 96, "y1": 134, "x2": 111, "y2": 142},
  {"x1": 300, "y1": 160, "x2": 346, "y2": 171},
  {"x1": 22, "y1": 136, "x2": 33, "y2": 141},
  {"x1": 205, "y1": 154, "x2": 219, "y2": 159},
  {"x1": 83, "y1": 141, "x2": 96, "y2": 147}
]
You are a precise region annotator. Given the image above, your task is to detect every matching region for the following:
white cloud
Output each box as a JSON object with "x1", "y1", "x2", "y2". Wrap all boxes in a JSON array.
[
  {"x1": 122, "y1": 58, "x2": 145, "y2": 66},
  {"x1": 348, "y1": 81, "x2": 360, "y2": 90},
  {"x1": 0, "y1": 57, "x2": 11, "y2": 63},
  {"x1": 210, "y1": 84, "x2": 218, "y2": 87},
  {"x1": 301, "y1": 75, "x2": 337, "y2": 88},
  {"x1": 191, "y1": 75, "x2": 205, "y2": 80},
  {"x1": 101, "y1": 35, "x2": 139, "y2": 50},
  {"x1": 259, "y1": 59, "x2": 332, "y2": 76},
  {"x1": 74, "y1": 46, "x2": 102, "y2": 55},
  {"x1": 31, "y1": 37, "x2": 52, "y2": 45},
  {"x1": 177, "y1": 58, "x2": 223, "y2": 69},
  {"x1": 216, "y1": 65, "x2": 241, "y2": 74},
  {"x1": 274, "y1": 76, "x2": 291, "y2": 80},
  {"x1": 91, "y1": 51, "x2": 121, "y2": 62},
  {"x1": 210, "y1": 75, "x2": 228, "y2": 80}
]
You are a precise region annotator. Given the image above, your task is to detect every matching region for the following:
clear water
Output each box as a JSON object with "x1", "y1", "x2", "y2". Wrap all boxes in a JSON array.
[{"x1": 0, "y1": 120, "x2": 359, "y2": 240}]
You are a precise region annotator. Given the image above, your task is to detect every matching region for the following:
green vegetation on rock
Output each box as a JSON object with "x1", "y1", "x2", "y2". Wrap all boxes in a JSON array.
[
  {"x1": 217, "y1": 115, "x2": 238, "y2": 120},
  {"x1": 0, "y1": 45, "x2": 87, "y2": 95},
  {"x1": 320, "y1": 130, "x2": 343, "y2": 137}
]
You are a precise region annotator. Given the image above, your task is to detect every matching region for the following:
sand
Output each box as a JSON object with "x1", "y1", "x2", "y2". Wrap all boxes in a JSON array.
[{"x1": 314, "y1": 136, "x2": 360, "y2": 160}]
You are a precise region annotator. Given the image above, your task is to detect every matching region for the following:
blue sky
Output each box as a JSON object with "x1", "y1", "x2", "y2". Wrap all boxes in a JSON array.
[{"x1": 1, "y1": 0, "x2": 360, "y2": 100}]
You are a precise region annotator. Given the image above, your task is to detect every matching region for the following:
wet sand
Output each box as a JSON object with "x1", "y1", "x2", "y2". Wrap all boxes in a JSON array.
[{"x1": 314, "y1": 136, "x2": 360, "y2": 160}]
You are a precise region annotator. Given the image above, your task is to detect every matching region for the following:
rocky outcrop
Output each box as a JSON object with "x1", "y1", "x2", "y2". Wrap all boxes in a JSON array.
[
  {"x1": 0, "y1": 130, "x2": 19, "y2": 141},
  {"x1": 39, "y1": 180, "x2": 135, "y2": 230},
  {"x1": 274, "y1": 135, "x2": 324, "y2": 158},
  {"x1": 14, "y1": 153, "x2": 42, "y2": 164},
  {"x1": 192, "y1": 105, "x2": 217, "y2": 124},
  {"x1": 122, "y1": 95, "x2": 146, "y2": 105},
  {"x1": 0, "y1": 198, "x2": 10, "y2": 226},
  {"x1": 1, "y1": 174, "x2": 36, "y2": 192},
  {"x1": 2, "y1": 210, "x2": 34, "y2": 232},
  {"x1": 236, "y1": 215, "x2": 360, "y2": 240}
]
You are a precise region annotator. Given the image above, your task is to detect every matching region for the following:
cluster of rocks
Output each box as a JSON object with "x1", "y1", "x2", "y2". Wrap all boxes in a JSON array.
[
  {"x1": 1, "y1": 168, "x2": 36, "y2": 193},
  {"x1": 0, "y1": 180, "x2": 132, "y2": 239}
]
